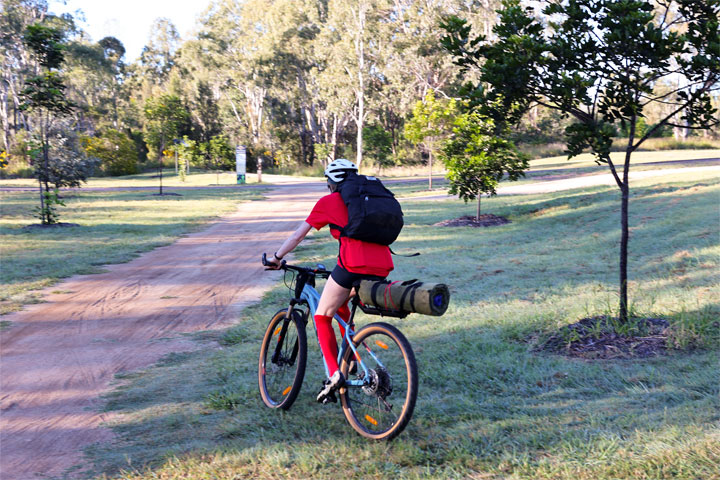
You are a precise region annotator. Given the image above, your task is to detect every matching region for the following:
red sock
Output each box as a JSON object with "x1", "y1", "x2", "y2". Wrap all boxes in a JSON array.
[
  {"x1": 314, "y1": 315, "x2": 339, "y2": 375},
  {"x1": 336, "y1": 304, "x2": 351, "y2": 338}
]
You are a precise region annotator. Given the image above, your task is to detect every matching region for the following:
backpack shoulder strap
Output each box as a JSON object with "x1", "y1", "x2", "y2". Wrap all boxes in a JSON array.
[{"x1": 389, "y1": 247, "x2": 420, "y2": 257}]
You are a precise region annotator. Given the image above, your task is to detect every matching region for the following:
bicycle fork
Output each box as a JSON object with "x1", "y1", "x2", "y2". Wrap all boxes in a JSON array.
[{"x1": 271, "y1": 301, "x2": 305, "y2": 365}]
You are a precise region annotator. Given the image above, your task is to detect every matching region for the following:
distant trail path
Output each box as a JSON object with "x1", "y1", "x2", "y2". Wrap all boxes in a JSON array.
[
  {"x1": 408, "y1": 165, "x2": 720, "y2": 200},
  {"x1": 0, "y1": 183, "x2": 325, "y2": 480}
]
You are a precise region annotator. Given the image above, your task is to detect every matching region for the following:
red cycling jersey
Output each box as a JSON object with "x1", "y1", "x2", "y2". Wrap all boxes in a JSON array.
[{"x1": 306, "y1": 192, "x2": 393, "y2": 277}]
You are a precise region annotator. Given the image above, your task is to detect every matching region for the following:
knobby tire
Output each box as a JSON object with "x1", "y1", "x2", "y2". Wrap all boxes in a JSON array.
[
  {"x1": 339, "y1": 322, "x2": 418, "y2": 440},
  {"x1": 258, "y1": 309, "x2": 307, "y2": 410}
]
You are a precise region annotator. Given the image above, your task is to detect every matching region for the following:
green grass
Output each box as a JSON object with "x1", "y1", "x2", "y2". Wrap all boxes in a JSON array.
[
  {"x1": 388, "y1": 149, "x2": 720, "y2": 197},
  {"x1": 82, "y1": 170, "x2": 720, "y2": 480},
  {"x1": 0, "y1": 188, "x2": 264, "y2": 315}
]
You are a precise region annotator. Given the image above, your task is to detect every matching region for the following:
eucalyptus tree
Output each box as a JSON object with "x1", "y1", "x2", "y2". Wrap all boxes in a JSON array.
[
  {"x1": 98, "y1": 36, "x2": 126, "y2": 127},
  {"x1": 443, "y1": 0, "x2": 720, "y2": 322},
  {"x1": 0, "y1": 0, "x2": 50, "y2": 152},
  {"x1": 138, "y1": 18, "x2": 180, "y2": 87},
  {"x1": 373, "y1": 0, "x2": 466, "y2": 155},
  {"x1": 320, "y1": 0, "x2": 394, "y2": 168},
  {"x1": 64, "y1": 40, "x2": 117, "y2": 130},
  {"x1": 192, "y1": 0, "x2": 274, "y2": 162}
]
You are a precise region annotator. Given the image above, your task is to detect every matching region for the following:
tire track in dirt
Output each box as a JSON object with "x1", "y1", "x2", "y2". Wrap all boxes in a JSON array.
[{"x1": 0, "y1": 183, "x2": 325, "y2": 480}]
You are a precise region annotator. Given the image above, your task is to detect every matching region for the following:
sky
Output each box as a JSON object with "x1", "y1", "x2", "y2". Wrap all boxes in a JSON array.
[{"x1": 49, "y1": 0, "x2": 210, "y2": 62}]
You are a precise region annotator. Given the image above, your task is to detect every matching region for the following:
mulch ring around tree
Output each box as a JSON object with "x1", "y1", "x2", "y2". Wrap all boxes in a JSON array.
[
  {"x1": 537, "y1": 316, "x2": 671, "y2": 359},
  {"x1": 23, "y1": 222, "x2": 80, "y2": 230},
  {"x1": 433, "y1": 214, "x2": 510, "y2": 227}
]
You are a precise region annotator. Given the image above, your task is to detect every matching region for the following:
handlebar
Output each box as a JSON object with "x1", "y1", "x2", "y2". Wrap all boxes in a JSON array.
[{"x1": 261, "y1": 253, "x2": 331, "y2": 278}]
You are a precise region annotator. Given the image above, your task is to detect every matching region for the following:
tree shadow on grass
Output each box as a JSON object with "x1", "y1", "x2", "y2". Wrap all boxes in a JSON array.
[{"x1": 85, "y1": 301, "x2": 720, "y2": 479}]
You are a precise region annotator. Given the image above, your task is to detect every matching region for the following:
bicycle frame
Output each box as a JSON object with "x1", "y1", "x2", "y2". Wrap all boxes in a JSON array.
[{"x1": 287, "y1": 280, "x2": 381, "y2": 388}]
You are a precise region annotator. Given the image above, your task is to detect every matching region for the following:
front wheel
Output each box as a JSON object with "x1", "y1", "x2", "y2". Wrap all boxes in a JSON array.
[
  {"x1": 258, "y1": 308, "x2": 307, "y2": 410},
  {"x1": 339, "y1": 322, "x2": 418, "y2": 440}
]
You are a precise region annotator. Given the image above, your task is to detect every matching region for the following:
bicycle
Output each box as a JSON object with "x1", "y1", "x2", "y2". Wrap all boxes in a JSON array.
[{"x1": 258, "y1": 254, "x2": 418, "y2": 441}]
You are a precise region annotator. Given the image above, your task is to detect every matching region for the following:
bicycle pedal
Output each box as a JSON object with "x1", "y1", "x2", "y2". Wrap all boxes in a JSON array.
[{"x1": 318, "y1": 391, "x2": 337, "y2": 404}]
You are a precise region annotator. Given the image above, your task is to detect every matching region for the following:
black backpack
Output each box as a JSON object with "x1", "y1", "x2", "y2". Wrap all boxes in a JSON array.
[{"x1": 336, "y1": 172, "x2": 403, "y2": 246}]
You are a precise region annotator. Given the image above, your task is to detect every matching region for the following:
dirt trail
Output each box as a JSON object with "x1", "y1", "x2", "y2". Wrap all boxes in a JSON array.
[{"x1": 0, "y1": 183, "x2": 325, "y2": 480}]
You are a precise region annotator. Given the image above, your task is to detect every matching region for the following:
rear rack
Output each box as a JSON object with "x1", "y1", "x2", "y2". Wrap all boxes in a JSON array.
[{"x1": 357, "y1": 302, "x2": 409, "y2": 319}]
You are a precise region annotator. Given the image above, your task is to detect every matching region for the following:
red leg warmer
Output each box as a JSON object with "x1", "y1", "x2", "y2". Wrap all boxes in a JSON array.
[
  {"x1": 336, "y1": 304, "x2": 351, "y2": 338},
  {"x1": 314, "y1": 314, "x2": 339, "y2": 375}
]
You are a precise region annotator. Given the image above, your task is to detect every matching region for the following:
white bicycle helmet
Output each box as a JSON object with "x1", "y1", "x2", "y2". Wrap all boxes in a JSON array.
[{"x1": 324, "y1": 158, "x2": 358, "y2": 183}]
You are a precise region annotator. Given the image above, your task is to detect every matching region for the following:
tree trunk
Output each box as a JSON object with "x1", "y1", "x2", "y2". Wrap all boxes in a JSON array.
[
  {"x1": 619, "y1": 120, "x2": 635, "y2": 323},
  {"x1": 619, "y1": 181, "x2": 629, "y2": 322},
  {"x1": 159, "y1": 133, "x2": 164, "y2": 195},
  {"x1": 476, "y1": 194, "x2": 481, "y2": 222},
  {"x1": 353, "y1": 4, "x2": 366, "y2": 168},
  {"x1": 38, "y1": 176, "x2": 46, "y2": 224},
  {"x1": 428, "y1": 150, "x2": 433, "y2": 190},
  {"x1": 356, "y1": 95, "x2": 363, "y2": 167},
  {"x1": 330, "y1": 116, "x2": 339, "y2": 165}
]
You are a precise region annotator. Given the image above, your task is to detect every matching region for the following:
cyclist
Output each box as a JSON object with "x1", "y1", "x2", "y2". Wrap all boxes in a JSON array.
[{"x1": 264, "y1": 159, "x2": 393, "y2": 403}]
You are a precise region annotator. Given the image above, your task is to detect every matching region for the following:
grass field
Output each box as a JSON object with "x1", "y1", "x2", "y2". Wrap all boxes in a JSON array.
[
  {"x1": 1, "y1": 149, "x2": 716, "y2": 190},
  {"x1": 0, "y1": 187, "x2": 264, "y2": 315},
  {"x1": 369, "y1": 149, "x2": 720, "y2": 197},
  {"x1": 84, "y1": 169, "x2": 719, "y2": 479},
  {"x1": 0, "y1": 169, "x2": 275, "y2": 189}
]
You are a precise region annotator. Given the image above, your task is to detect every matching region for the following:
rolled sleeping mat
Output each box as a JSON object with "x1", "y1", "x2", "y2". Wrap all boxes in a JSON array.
[{"x1": 357, "y1": 279, "x2": 450, "y2": 316}]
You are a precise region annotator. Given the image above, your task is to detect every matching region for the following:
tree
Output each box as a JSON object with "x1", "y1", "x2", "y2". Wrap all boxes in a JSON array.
[
  {"x1": 138, "y1": 18, "x2": 180, "y2": 85},
  {"x1": 363, "y1": 123, "x2": 393, "y2": 171},
  {"x1": 442, "y1": 0, "x2": 720, "y2": 322},
  {"x1": 206, "y1": 135, "x2": 234, "y2": 184},
  {"x1": 143, "y1": 94, "x2": 188, "y2": 194},
  {"x1": 404, "y1": 90, "x2": 459, "y2": 189},
  {"x1": 442, "y1": 111, "x2": 527, "y2": 220},
  {"x1": 19, "y1": 22, "x2": 75, "y2": 224},
  {"x1": 81, "y1": 129, "x2": 138, "y2": 176},
  {"x1": 41, "y1": 126, "x2": 99, "y2": 189}
]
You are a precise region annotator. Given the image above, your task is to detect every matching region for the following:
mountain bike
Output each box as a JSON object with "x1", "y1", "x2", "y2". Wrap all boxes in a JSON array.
[{"x1": 258, "y1": 254, "x2": 418, "y2": 441}]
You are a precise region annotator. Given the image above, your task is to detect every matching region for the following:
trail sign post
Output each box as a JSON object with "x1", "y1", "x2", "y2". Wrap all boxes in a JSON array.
[{"x1": 236, "y1": 145, "x2": 246, "y2": 184}]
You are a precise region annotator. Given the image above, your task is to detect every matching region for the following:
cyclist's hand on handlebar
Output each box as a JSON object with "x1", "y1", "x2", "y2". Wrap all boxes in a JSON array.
[{"x1": 262, "y1": 252, "x2": 283, "y2": 270}]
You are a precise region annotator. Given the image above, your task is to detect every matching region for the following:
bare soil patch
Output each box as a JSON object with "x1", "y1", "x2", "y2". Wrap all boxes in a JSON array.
[
  {"x1": 434, "y1": 214, "x2": 510, "y2": 227},
  {"x1": 538, "y1": 316, "x2": 671, "y2": 359}
]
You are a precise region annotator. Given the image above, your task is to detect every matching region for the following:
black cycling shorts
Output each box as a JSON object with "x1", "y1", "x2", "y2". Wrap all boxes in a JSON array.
[{"x1": 330, "y1": 264, "x2": 385, "y2": 289}]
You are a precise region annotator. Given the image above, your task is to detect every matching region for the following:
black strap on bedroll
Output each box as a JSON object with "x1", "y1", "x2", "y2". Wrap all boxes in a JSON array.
[
  {"x1": 337, "y1": 172, "x2": 404, "y2": 246},
  {"x1": 370, "y1": 280, "x2": 388, "y2": 305},
  {"x1": 399, "y1": 280, "x2": 423, "y2": 312}
]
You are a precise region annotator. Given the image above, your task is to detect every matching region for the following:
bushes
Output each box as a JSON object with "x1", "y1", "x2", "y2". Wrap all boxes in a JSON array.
[{"x1": 81, "y1": 129, "x2": 139, "y2": 176}]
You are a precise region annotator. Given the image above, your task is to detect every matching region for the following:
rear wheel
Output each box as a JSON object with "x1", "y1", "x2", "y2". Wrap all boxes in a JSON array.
[
  {"x1": 339, "y1": 322, "x2": 418, "y2": 440},
  {"x1": 258, "y1": 309, "x2": 307, "y2": 410}
]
